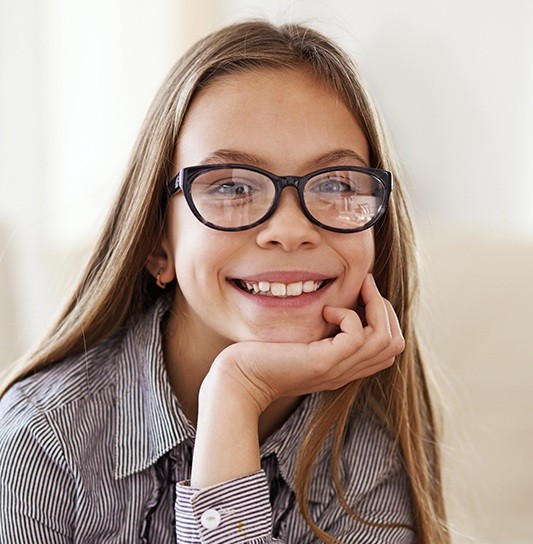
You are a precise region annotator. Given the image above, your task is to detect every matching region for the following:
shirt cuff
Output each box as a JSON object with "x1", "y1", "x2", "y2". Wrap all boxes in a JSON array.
[{"x1": 175, "y1": 470, "x2": 273, "y2": 544}]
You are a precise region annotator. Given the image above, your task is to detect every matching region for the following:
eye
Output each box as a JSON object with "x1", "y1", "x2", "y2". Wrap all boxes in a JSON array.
[
  {"x1": 208, "y1": 179, "x2": 256, "y2": 198},
  {"x1": 310, "y1": 177, "x2": 356, "y2": 194}
]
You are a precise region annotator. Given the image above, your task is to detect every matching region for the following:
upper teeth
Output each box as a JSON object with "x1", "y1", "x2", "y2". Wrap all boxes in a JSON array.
[{"x1": 240, "y1": 280, "x2": 324, "y2": 297}]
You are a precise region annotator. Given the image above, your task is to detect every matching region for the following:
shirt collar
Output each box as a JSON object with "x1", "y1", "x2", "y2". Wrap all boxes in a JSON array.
[
  {"x1": 115, "y1": 295, "x2": 195, "y2": 479},
  {"x1": 260, "y1": 393, "x2": 340, "y2": 504}
]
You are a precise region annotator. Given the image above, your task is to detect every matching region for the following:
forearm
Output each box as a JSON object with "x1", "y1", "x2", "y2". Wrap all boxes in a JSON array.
[
  {"x1": 176, "y1": 361, "x2": 279, "y2": 543},
  {"x1": 191, "y1": 359, "x2": 263, "y2": 487}
]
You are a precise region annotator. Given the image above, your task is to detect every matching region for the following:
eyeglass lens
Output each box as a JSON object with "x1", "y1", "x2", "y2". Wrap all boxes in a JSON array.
[{"x1": 189, "y1": 167, "x2": 385, "y2": 230}]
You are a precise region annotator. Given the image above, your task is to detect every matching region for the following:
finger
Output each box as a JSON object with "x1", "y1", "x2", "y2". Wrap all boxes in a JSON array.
[
  {"x1": 352, "y1": 275, "x2": 396, "y2": 363},
  {"x1": 322, "y1": 305, "x2": 363, "y2": 332},
  {"x1": 359, "y1": 274, "x2": 391, "y2": 340},
  {"x1": 325, "y1": 297, "x2": 404, "y2": 382},
  {"x1": 324, "y1": 334, "x2": 401, "y2": 386},
  {"x1": 321, "y1": 298, "x2": 394, "y2": 374},
  {"x1": 321, "y1": 306, "x2": 365, "y2": 357},
  {"x1": 368, "y1": 298, "x2": 404, "y2": 359},
  {"x1": 360, "y1": 297, "x2": 404, "y2": 361},
  {"x1": 317, "y1": 355, "x2": 396, "y2": 391},
  {"x1": 383, "y1": 298, "x2": 405, "y2": 355},
  {"x1": 351, "y1": 357, "x2": 396, "y2": 380}
]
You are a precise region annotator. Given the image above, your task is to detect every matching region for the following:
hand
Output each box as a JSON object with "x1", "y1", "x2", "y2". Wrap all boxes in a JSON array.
[{"x1": 210, "y1": 274, "x2": 405, "y2": 414}]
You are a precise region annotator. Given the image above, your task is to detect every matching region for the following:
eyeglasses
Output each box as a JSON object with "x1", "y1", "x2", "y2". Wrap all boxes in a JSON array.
[{"x1": 167, "y1": 163, "x2": 392, "y2": 233}]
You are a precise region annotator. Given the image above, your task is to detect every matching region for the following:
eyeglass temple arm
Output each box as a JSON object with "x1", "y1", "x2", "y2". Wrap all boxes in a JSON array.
[{"x1": 167, "y1": 173, "x2": 183, "y2": 196}]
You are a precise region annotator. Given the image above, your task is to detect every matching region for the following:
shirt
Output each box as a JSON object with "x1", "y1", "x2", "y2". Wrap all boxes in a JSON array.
[{"x1": 0, "y1": 296, "x2": 415, "y2": 543}]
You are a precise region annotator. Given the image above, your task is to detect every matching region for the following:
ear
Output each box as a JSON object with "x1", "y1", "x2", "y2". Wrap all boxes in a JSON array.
[{"x1": 145, "y1": 233, "x2": 176, "y2": 287}]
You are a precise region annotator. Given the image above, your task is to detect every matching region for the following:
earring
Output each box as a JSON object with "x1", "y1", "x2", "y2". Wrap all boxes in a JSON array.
[{"x1": 156, "y1": 268, "x2": 166, "y2": 289}]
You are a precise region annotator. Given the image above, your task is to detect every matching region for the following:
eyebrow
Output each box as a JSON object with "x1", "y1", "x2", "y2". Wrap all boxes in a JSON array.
[
  {"x1": 199, "y1": 149, "x2": 269, "y2": 167},
  {"x1": 198, "y1": 148, "x2": 369, "y2": 171},
  {"x1": 310, "y1": 149, "x2": 369, "y2": 168}
]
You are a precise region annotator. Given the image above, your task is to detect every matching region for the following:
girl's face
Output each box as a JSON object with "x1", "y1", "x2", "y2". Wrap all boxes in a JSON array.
[{"x1": 162, "y1": 68, "x2": 374, "y2": 352}]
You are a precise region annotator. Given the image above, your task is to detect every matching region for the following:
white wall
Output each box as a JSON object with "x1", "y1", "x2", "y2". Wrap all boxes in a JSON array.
[
  {"x1": 0, "y1": 0, "x2": 220, "y2": 359},
  {"x1": 221, "y1": 0, "x2": 533, "y2": 236}
]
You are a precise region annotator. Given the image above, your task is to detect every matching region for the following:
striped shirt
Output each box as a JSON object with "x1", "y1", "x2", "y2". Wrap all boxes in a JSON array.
[{"x1": 0, "y1": 297, "x2": 415, "y2": 543}]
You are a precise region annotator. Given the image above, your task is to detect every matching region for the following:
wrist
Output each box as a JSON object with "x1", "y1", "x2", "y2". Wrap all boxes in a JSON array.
[{"x1": 201, "y1": 349, "x2": 272, "y2": 416}]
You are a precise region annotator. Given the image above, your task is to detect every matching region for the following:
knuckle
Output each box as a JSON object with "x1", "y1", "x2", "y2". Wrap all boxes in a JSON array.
[
  {"x1": 327, "y1": 378, "x2": 348, "y2": 391},
  {"x1": 323, "y1": 381, "x2": 338, "y2": 392},
  {"x1": 376, "y1": 332, "x2": 393, "y2": 352},
  {"x1": 391, "y1": 336, "x2": 406, "y2": 355},
  {"x1": 384, "y1": 356, "x2": 396, "y2": 368},
  {"x1": 309, "y1": 358, "x2": 330, "y2": 378},
  {"x1": 350, "y1": 334, "x2": 365, "y2": 352},
  {"x1": 365, "y1": 358, "x2": 394, "y2": 377}
]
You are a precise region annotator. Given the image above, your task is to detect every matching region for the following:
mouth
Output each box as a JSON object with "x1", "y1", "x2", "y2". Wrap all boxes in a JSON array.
[{"x1": 232, "y1": 278, "x2": 330, "y2": 298}]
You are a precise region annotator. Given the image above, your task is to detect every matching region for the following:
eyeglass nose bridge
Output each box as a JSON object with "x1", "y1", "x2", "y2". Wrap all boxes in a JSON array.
[
  {"x1": 264, "y1": 174, "x2": 315, "y2": 227},
  {"x1": 268, "y1": 173, "x2": 308, "y2": 208},
  {"x1": 270, "y1": 174, "x2": 305, "y2": 195}
]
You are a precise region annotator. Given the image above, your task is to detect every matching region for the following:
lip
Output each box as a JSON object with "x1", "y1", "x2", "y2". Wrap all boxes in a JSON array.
[{"x1": 233, "y1": 270, "x2": 332, "y2": 283}]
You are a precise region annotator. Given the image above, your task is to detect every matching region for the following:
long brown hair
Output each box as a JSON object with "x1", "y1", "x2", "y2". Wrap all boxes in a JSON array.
[{"x1": 1, "y1": 20, "x2": 449, "y2": 542}]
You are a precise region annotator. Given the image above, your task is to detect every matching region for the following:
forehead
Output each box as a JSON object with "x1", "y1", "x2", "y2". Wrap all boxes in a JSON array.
[{"x1": 174, "y1": 67, "x2": 369, "y2": 174}]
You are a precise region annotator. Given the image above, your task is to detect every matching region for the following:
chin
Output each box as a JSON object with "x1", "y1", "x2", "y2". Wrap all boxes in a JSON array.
[{"x1": 252, "y1": 322, "x2": 336, "y2": 344}]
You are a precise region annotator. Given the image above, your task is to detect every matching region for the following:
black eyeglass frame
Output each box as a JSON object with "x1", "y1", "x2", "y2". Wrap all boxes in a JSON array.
[{"x1": 166, "y1": 163, "x2": 393, "y2": 233}]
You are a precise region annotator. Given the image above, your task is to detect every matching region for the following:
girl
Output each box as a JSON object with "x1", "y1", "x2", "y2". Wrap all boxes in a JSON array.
[{"x1": 0, "y1": 21, "x2": 449, "y2": 543}]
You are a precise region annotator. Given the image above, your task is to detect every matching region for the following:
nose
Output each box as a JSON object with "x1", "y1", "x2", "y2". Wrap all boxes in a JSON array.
[{"x1": 255, "y1": 188, "x2": 321, "y2": 251}]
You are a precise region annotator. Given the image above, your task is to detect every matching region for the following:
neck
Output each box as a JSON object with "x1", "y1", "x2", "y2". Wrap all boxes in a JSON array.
[
  {"x1": 163, "y1": 298, "x2": 227, "y2": 425},
  {"x1": 163, "y1": 293, "x2": 302, "y2": 442}
]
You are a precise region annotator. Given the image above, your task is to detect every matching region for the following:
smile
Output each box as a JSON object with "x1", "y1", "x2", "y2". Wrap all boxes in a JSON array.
[{"x1": 233, "y1": 279, "x2": 328, "y2": 298}]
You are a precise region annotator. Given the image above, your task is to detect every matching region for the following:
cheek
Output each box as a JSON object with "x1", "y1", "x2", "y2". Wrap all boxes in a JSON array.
[
  {"x1": 339, "y1": 234, "x2": 375, "y2": 300},
  {"x1": 168, "y1": 204, "x2": 241, "y2": 291},
  {"x1": 343, "y1": 232, "x2": 375, "y2": 273},
  {"x1": 168, "y1": 200, "x2": 210, "y2": 265},
  {"x1": 167, "y1": 204, "x2": 204, "y2": 293},
  {"x1": 362, "y1": 238, "x2": 376, "y2": 271}
]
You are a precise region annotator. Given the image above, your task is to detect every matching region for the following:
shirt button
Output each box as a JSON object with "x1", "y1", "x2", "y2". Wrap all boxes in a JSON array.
[{"x1": 200, "y1": 508, "x2": 221, "y2": 529}]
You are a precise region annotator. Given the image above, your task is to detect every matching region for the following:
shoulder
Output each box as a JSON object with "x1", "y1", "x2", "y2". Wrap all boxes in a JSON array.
[
  {"x1": 1, "y1": 295, "x2": 172, "y2": 414},
  {"x1": 344, "y1": 410, "x2": 399, "y2": 464},
  {"x1": 0, "y1": 327, "x2": 130, "y2": 471},
  {"x1": 341, "y1": 410, "x2": 409, "y2": 499},
  {"x1": 0, "y1": 333, "x2": 128, "y2": 529},
  {"x1": 0, "y1": 363, "x2": 84, "y2": 534},
  {"x1": 0, "y1": 296, "x2": 171, "y2": 461},
  {"x1": 1, "y1": 332, "x2": 122, "y2": 417},
  {"x1": 0, "y1": 331, "x2": 123, "y2": 457}
]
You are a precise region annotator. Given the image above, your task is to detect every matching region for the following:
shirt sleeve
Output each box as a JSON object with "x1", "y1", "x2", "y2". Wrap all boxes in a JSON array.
[
  {"x1": 175, "y1": 470, "x2": 285, "y2": 544},
  {"x1": 0, "y1": 389, "x2": 75, "y2": 543}
]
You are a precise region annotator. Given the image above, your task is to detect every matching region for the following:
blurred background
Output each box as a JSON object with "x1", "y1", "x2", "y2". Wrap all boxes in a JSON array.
[{"x1": 1, "y1": 0, "x2": 531, "y2": 542}]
